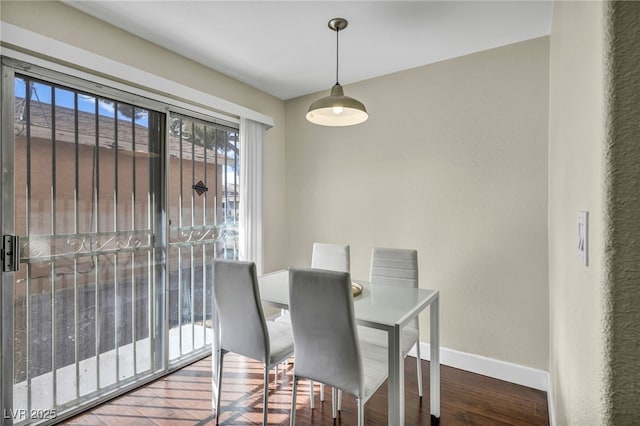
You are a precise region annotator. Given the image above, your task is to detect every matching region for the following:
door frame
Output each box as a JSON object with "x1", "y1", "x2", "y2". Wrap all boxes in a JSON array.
[{"x1": 1, "y1": 54, "x2": 17, "y2": 426}]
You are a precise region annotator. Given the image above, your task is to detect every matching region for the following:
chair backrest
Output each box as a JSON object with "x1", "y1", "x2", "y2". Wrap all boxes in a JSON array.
[
  {"x1": 311, "y1": 242, "x2": 350, "y2": 272},
  {"x1": 289, "y1": 268, "x2": 362, "y2": 396},
  {"x1": 369, "y1": 247, "x2": 418, "y2": 289},
  {"x1": 213, "y1": 259, "x2": 269, "y2": 362}
]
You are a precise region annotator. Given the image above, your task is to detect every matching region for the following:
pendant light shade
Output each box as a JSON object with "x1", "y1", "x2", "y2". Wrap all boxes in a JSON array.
[
  {"x1": 306, "y1": 18, "x2": 368, "y2": 127},
  {"x1": 306, "y1": 83, "x2": 368, "y2": 126}
]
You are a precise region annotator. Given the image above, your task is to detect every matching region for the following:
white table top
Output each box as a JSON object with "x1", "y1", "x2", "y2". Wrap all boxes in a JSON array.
[{"x1": 259, "y1": 269, "x2": 439, "y2": 330}]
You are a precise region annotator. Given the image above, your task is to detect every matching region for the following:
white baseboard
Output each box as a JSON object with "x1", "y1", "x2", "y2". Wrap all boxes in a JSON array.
[
  {"x1": 410, "y1": 342, "x2": 555, "y2": 423},
  {"x1": 546, "y1": 375, "x2": 556, "y2": 426},
  {"x1": 408, "y1": 342, "x2": 550, "y2": 392},
  {"x1": 266, "y1": 318, "x2": 556, "y2": 421}
]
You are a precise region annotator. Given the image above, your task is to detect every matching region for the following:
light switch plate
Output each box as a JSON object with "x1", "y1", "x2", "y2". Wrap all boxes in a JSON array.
[{"x1": 578, "y1": 211, "x2": 588, "y2": 266}]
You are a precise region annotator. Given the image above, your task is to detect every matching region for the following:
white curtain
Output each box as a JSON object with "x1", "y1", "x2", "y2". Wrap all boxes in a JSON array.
[{"x1": 238, "y1": 117, "x2": 265, "y2": 274}]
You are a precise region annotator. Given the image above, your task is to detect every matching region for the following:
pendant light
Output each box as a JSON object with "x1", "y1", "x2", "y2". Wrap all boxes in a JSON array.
[{"x1": 306, "y1": 18, "x2": 368, "y2": 127}]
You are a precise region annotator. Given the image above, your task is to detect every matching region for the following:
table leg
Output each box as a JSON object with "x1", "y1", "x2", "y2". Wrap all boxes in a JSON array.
[
  {"x1": 430, "y1": 296, "x2": 440, "y2": 421},
  {"x1": 388, "y1": 324, "x2": 404, "y2": 426},
  {"x1": 212, "y1": 315, "x2": 221, "y2": 411}
]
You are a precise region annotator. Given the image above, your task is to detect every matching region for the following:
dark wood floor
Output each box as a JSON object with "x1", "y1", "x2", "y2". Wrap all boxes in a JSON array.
[{"x1": 64, "y1": 354, "x2": 549, "y2": 425}]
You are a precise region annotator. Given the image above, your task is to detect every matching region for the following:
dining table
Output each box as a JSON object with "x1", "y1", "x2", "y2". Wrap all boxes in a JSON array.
[{"x1": 258, "y1": 269, "x2": 440, "y2": 426}]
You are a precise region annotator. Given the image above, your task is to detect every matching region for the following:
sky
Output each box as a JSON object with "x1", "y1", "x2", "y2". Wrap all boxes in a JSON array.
[
  {"x1": 14, "y1": 77, "x2": 238, "y2": 181},
  {"x1": 14, "y1": 77, "x2": 150, "y2": 127}
]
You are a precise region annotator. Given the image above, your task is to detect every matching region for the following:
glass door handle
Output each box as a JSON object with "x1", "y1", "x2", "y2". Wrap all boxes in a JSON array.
[{"x1": 2, "y1": 234, "x2": 20, "y2": 272}]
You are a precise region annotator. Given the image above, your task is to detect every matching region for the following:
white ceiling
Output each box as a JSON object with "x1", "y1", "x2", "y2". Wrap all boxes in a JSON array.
[{"x1": 65, "y1": 1, "x2": 553, "y2": 100}]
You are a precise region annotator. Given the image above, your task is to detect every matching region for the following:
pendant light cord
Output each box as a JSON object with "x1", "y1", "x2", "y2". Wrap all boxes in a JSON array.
[{"x1": 335, "y1": 25, "x2": 340, "y2": 85}]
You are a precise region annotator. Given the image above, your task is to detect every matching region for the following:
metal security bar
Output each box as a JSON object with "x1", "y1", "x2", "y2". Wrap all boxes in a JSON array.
[
  {"x1": 2, "y1": 58, "x2": 242, "y2": 425},
  {"x1": 9, "y1": 74, "x2": 164, "y2": 424},
  {"x1": 167, "y1": 113, "x2": 239, "y2": 363}
]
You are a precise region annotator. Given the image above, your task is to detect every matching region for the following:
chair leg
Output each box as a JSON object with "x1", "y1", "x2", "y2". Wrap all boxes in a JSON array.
[
  {"x1": 215, "y1": 350, "x2": 225, "y2": 425},
  {"x1": 275, "y1": 364, "x2": 279, "y2": 385},
  {"x1": 357, "y1": 397, "x2": 364, "y2": 426},
  {"x1": 338, "y1": 389, "x2": 342, "y2": 411},
  {"x1": 331, "y1": 387, "x2": 337, "y2": 419},
  {"x1": 290, "y1": 376, "x2": 299, "y2": 426},
  {"x1": 263, "y1": 366, "x2": 270, "y2": 426},
  {"x1": 309, "y1": 380, "x2": 314, "y2": 409},
  {"x1": 320, "y1": 383, "x2": 325, "y2": 401},
  {"x1": 416, "y1": 341, "x2": 423, "y2": 398}
]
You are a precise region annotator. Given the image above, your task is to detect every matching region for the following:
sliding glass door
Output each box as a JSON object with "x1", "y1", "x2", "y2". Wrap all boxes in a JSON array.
[
  {"x1": 1, "y1": 67, "x2": 165, "y2": 424},
  {"x1": 0, "y1": 59, "x2": 240, "y2": 424},
  {"x1": 166, "y1": 113, "x2": 239, "y2": 364}
]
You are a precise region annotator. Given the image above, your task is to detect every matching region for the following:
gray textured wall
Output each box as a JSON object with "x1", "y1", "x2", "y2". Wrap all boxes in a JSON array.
[{"x1": 604, "y1": 1, "x2": 640, "y2": 423}]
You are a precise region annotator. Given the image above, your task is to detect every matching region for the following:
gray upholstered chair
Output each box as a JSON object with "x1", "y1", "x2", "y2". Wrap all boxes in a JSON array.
[
  {"x1": 311, "y1": 242, "x2": 350, "y2": 273},
  {"x1": 276, "y1": 242, "x2": 350, "y2": 408},
  {"x1": 212, "y1": 259, "x2": 294, "y2": 425},
  {"x1": 288, "y1": 268, "x2": 388, "y2": 426},
  {"x1": 309, "y1": 242, "x2": 350, "y2": 406},
  {"x1": 358, "y1": 247, "x2": 423, "y2": 397}
]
